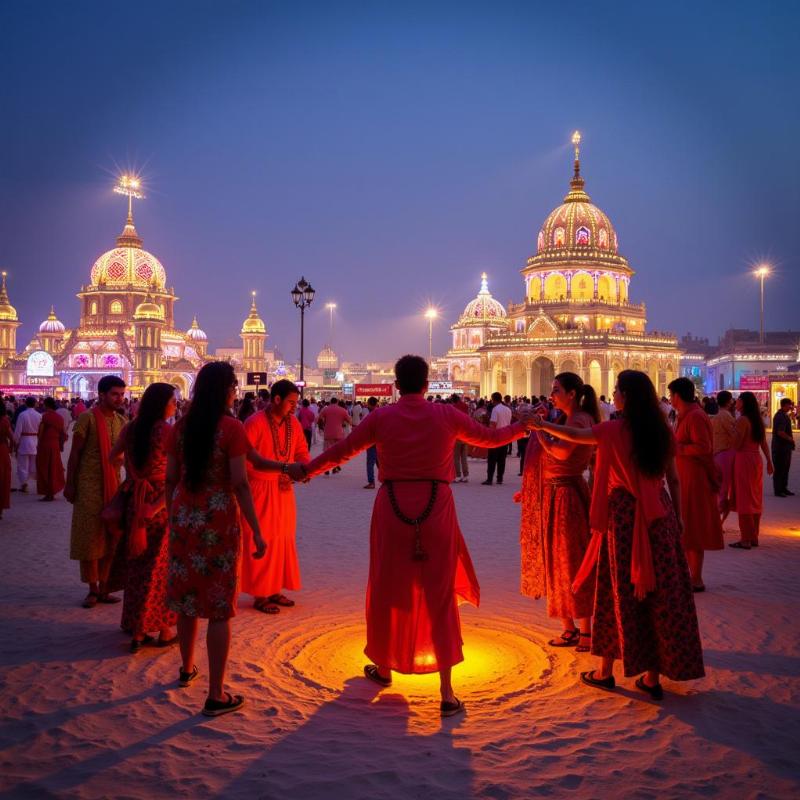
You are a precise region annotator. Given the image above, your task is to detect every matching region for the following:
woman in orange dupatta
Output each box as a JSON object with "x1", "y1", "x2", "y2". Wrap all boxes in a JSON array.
[
  {"x1": 36, "y1": 397, "x2": 67, "y2": 501},
  {"x1": 110, "y1": 383, "x2": 178, "y2": 653},
  {"x1": 531, "y1": 370, "x2": 704, "y2": 701}
]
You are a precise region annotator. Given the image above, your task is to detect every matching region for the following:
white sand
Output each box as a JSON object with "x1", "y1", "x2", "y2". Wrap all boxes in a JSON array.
[{"x1": 1, "y1": 439, "x2": 798, "y2": 799}]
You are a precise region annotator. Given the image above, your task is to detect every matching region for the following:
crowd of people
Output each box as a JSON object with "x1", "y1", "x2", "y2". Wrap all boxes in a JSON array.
[{"x1": 1, "y1": 358, "x2": 794, "y2": 718}]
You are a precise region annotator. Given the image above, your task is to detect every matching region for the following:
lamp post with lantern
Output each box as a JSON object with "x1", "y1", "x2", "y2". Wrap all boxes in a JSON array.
[
  {"x1": 291, "y1": 277, "x2": 315, "y2": 397},
  {"x1": 754, "y1": 265, "x2": 770, "y2": 345}
]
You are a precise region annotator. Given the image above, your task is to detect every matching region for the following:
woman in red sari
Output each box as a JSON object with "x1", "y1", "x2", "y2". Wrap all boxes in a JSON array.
[
  {"x1": 531, "y1": 370, "x2": 704, "y2": 701},
  {"x1": 166, "y1": 362, "x2": 266, "y2": 718},
  {"x1": 0, "y1": 405, "x2": 13, "y2": 518},
  {"x1": 668, "y1": 377, "x2": 723, "y2": 591},
  {"x1": 110, "y1": 383, "x2": 179, "y2": 653},
  {"x1": 36, "y1": 397, "x2": 66, "y2": 501},
  {"x1": 729, "y1": 391, "x2": 773, "y2": 549},
  {"x1": 519, "y1": 373, "x2": 598, "y2": 651}
]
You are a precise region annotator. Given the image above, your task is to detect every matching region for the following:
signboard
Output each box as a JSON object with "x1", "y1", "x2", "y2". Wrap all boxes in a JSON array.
[
  {"x1": 323, "y1": 369, "x2": 338, "y2": 383},
  {"x1": 246, "y1": 371, "x2": 268, "y2": 386},
  {"x1": 355, "y1": 383, "x2": 393, "y2": 398},
  {"x1": 739, "y1": 375, "x2": 769, "y2": 391},
  {"x1": 428, "y1": 381, "x2": 454, "y2": 393},
  {"x1": 342, "y1": 382, "x2": 354, "y2": 396},
  {"x1": 26, "y1": 350, "x2": 55, "y2": 378},
  {"x1": 295, "y1": 380, "x2": 306, "y2": 388}
]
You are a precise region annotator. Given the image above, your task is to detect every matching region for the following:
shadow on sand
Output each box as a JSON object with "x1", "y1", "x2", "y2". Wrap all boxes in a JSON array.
[{"x1": 212, "y1": 676, "x2": 474, "y2": 800}]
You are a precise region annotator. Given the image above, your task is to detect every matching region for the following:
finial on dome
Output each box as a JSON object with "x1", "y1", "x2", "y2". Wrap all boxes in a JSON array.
[
  {"x1": 572, "y1": 130, "x2": 581, "y2": 176},
  {"x1": 565, "y1": 130, "x2": 590, "y2": 202},
  {"x1": 114, "y1": 174, "x2": 145, "y2": 248},
  {"x1": 480, "y1": 272, "x2": 489, "y2": 294}
]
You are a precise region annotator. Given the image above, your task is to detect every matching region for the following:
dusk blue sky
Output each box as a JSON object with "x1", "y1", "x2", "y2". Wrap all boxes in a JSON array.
[{"x1": 2, "y1": 1, "x2": 798, "y2": 363}]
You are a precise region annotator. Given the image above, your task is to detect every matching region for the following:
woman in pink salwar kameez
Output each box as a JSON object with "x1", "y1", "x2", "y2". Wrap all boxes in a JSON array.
[
  {"x1": 295, "y1": 355, "x2": 528, "y2": 717},
  {"x1": 531, "y1": 370, "x2": 704, "y2": 701}
]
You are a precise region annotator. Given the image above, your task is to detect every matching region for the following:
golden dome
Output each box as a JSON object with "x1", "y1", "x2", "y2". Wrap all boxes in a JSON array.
[
  {"x1": 133, "y1": 295, "x2": 164, "y2": 321},
  {"x1": 0, "y1": 272, "x2": 19, "y2": 322},
  {"x1": 460, "y1": 273, "x2": 507, "y2": 322},
  {"x1": 89, "y1": 213, "x2": 167, "y2": 289},
  {"x1": 241, "y1": 293, "x2": 266, "y2": 334},
  {"x1": 39, "y1": 305, "x2": 65, "y2": 333},
  {"x1": 317, "y1": 345, "x2": 339, "y2": 370},
  {"x1": 186, "y1": 315, "x2": 208, "y2": 342}
]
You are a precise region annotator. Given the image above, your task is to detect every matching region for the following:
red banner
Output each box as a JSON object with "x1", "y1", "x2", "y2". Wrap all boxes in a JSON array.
[{"x1": 354, "y1": 383, "x2": 394, "y2": 397}]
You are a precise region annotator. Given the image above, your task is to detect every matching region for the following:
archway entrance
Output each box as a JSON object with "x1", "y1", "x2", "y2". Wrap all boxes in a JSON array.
[{"x1": 531, "y1": 357, "x2": 554, "y2": 398}]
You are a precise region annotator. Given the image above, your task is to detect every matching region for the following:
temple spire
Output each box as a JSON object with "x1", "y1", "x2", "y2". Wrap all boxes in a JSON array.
[
  {"x1": 564, "y1": 129, "x2": 590, "y2": 203},
  {"x1": 114, "y1": 174, "x2": 145, "y2": 248}
]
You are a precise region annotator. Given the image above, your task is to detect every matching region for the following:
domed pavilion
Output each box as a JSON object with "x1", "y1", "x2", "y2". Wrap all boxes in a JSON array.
[{"x1": 445, "y1": 132, "x2": 679, "y2": 398}]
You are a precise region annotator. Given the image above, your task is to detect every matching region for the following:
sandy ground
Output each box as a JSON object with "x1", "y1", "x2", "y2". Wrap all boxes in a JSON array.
[{"x1": 0, "y1": 435, "x2": 798, "y2": 800}]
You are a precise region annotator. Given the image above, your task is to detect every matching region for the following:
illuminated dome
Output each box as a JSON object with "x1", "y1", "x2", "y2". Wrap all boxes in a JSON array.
[
  {"x1": 536, "y1": 156, "x2": 617, "y2": 255},
  {"x1": 186, "y1": 316, "x2": 208, "y2": 342},
  {"x1": 133, "y1": 296, "x2": 164, "y2": 321},
  {"x1": 461, "y1": 273, "x2": 507, "y2": 321},
  {"x1": 39, "y1": 306, "x2": 65, "y2": 333},
  {"x1": 89, "y1": 214, "x2": 167, "y2": 289},
  {"x1": 241, "y1": 293, "x2": 266, "y2": 334},
  {"x1": 0, "y1": 272, "x2": 18, "y2": 322},
  {"x1": 317, "y1": 345, "x2": 339, "y2": 370}
]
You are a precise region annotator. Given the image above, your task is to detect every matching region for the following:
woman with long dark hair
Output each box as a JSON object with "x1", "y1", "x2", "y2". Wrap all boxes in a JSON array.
[
  {"x1": 530, "y1": 370, "x2": 704, "y2": 700},
  {"x1": 519, "y1": 373, "x2": 598, "y2": 651},
  {"x1": 110, "y1": 382, "x2": 178, "y2": 652},
  {"x1": 166, "y1": 362, "x2": 266, "y2": 717},
  {"x1": 729, "y1": 391, "x2": 773, "y2": 549}
]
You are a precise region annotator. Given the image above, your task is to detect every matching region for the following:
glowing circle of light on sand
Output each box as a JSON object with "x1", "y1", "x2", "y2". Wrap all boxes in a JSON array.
[{"x1": 288, "y1": 616, "x2": 552, "y2": 702}]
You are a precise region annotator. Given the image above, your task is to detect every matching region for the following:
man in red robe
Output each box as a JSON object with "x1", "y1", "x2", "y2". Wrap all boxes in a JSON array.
[
  {"x1": 293, "y1": 355, "x2": 529, "y2": 716},
  {"x1": 241, "y1": 380, "x2": 311, "y2": 614},
  {"x1": 36, "y1": 396, "x2": 67, "y2": 501}
]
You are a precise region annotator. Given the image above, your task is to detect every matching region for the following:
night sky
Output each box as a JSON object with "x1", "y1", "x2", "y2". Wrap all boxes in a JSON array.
[{"x1": 2, "y1": 1, "x2": 798, "y2": 363}]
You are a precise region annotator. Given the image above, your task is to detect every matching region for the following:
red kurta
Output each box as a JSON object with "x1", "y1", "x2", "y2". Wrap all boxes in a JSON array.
[
  {"x1": 305, "y1": 394, "x2": 526, "y2": 674},
  {"x1": 240, "y1": 411, "x2": 310, "y2": 598},
  {"x1": 731, "y1": 418, "x2": 764, "y2": 515},
  {"x1": 675, "y1": 404, "x2": 723, "y2": 551},
  {"x1": 36, "y1": 410, "x2": 66, "y2": 497},
  {"x1": 0, "y1": 417, "x2": 12, "y2": 510}
]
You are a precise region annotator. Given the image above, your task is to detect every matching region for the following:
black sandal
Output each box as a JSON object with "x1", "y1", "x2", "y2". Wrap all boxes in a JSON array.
[
  {"x1": 635, "y1": 675, "x2": 664, "y2": 701},
  {"x1": 440, "y1": 698, "x2": 466, "y2": 718},
  {"x1": 363, "y1": 664, "x2": 392, "y2": 687},
  {"x1": 575, "y1": 633, "x2": 592, "y2": 652},
  {"x1": 129, "y1": 635, "x2": 155, "y2": 653},
  {"x1": 179, "y1": 665, "x2": 200, "y2": 687},
  {"x1": 728, "y1": 541, "x2": 751, "y2": 550},
  {"x1": 202, "y1": 692, "x2": 245, "y2": 717},
  {"x1": 580, "y1": 670, "x2": 615, "y2": 690},
  {"x1": 548, "y1": 629, "x2": 579, "y2": 647}
]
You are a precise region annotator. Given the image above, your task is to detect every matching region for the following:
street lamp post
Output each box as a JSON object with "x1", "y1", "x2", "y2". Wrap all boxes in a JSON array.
[
  {"x1": 325, "y1": 302, "x2": 337, "y2": 343},
  {"x1": 291, "y1": 276, "x2": 316, "y2": 397},
  {"x1": 424, "y1": 307, "x2": 438, "y2": 365},
  {"x1": 755, "y1": 265, "x2": 770, "y2": 344}
]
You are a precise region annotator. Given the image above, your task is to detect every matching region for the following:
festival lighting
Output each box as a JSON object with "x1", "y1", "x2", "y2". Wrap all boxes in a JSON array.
[
  {"x1": 754, "y1": 264, "x2": 771, "y2": 344},
  {"x1": 113, "y1": 174, "x2": 145, "y2": 218},
  {"x1": 424, "y1": 307, "x2": 439, "y2": 364},
  {"x1": 325, "y1": 302, "x2": 337, "y2": 343}
]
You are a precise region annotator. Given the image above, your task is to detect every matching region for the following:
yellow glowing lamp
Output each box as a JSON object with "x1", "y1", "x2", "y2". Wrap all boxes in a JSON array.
[
  {"x1": 754, "y1": 265, "x2": 770, "y2": 278},
  {"x1": 424, "y1": 307, "x2": 438, "y2": 320},
  {"x1": 114, "y1": 173, "x2": 145, "y2": 218}
]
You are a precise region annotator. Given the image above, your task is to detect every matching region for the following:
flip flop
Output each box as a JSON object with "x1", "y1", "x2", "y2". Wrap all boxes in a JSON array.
[
  {"x1": 635, "y1": 675, "x2": 664, "y2": 701},
  {"x1": 82, "y1": 593, "x2": 98, "y2": 609},
  {"x1": 580, "y1": 670, "x2": 616, "y2": 691},
  {"x1": 364, "y1": 664, "x2": 392, "y2": 687},
  {"x1": 254, "y1": 598, "x2": 280, "y2": 615},
  {"x1": 728, "y1": 541, "x2": 751, "y2": 550},
  {"x1": 98, "y1": 594, "x2": 122, "y2": 604},
  {"x1": 548, "y1": 629, "x2": 579, "y2": 647},
  {"x1": 156, "y1": 636, "x2": 179, "y2": 648},
  {"x1": 202, "y1": 692, "x2": 245, "y2": 717},
  {"x1": 440, "y1": 698, "x2": 466, "y2": 718},
  {"x1": 130, "y1": 635, "x2": 155, "y2": 654}
]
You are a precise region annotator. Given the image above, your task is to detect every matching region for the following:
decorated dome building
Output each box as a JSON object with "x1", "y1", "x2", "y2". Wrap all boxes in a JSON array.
[
  {"x1": 445, "y1": 133, "x2": 679, "y2": 398},
  {"x1": 0, "y1": 178, "x2": 213, "y2": 397}
]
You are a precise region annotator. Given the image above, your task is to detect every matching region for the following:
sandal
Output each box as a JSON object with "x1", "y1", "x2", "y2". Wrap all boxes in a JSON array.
[
  {"x1": 82, "y1": 593, "x2": 98, "y2": 609},
  {"x1": 635, "y1": 675, "x2": 664, "y2": 701},
  {"x1": 548, "y1": 629, "x2": 579, "y2": 647},
  {"x1": 440, "y1": 698, "x2": 466, "y2": 718},
  {"x1": 156, "y1": 636, "x2": 179, "y2": 648},
  {"x1": 254, "y1": 598, "x2": 280, "y2": 615},
  {"x1": 268, "y1": 594, "x2": 295, "y2": 608},
  {"x1": 363, "y1": 664, "x2": 392, "y2": 687},
  {"x1": 580, "y1": 670, "x2": 615, "y2": 690},
  {"x1": 129, "y1": 635, "x2": 154, "y2": 654},
  {"x1": 202, "y1": 692, "x2": 245, "y2": 717},
  {"x1": 728, "y1": 541, "x2": 751, "y2": 550},
  {"x1": 575, "y1": 633, "x2": 592, "y2": 653},
  {"x1": 179, "y1": 665, "x2": 200, "y2": 687},
  {"x1": 97, "y1": 593, "x2": 122, "y2": 604}
]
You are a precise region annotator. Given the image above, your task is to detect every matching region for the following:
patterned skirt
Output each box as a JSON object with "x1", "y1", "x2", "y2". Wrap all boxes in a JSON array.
[{"x1": 591, "y1": 488, "x2": 705, "y2": 681}]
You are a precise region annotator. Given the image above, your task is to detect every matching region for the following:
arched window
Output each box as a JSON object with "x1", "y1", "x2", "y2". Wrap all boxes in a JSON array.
[
  {"x1": 90, "y1": 301, "x2": 98, "y2": 315},
  {"x1": 575, "y1": 226, "x2": 590, "y2": 246},
  {"x1": 110, "y1": 300, "x2": 123, "y2": 314},
  {"x1": 553, "y1": 227, "x2": 566, "y2": 247}
]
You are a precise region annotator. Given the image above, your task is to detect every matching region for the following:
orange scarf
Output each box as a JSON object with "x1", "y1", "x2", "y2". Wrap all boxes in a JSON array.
[{"x1": 93, "y1": 406, "x2": 120, "y2": 505}]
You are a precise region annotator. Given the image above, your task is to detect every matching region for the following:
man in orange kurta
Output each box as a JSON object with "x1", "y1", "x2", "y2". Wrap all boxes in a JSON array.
[
  {"x1": 296, "y1": 355, "x2": 528, "y2": 717},
  {"x1": 241, "y1": 380, "x2": 310, "y2": 614},
  {"x1": 669, "y1": 378, "x2": 723, "y2": 591}
]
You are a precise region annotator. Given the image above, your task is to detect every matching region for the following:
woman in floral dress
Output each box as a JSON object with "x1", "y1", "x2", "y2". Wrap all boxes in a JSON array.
[
  {"x1": 531, "y1": 370, "x2": 704, "y2": 701},
  {"x1": 166, "y1": 362, "x2": 266, "y2": 718},
  {"x1": 110, "y1": 383, "x2": 178, "y2": 653}
]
